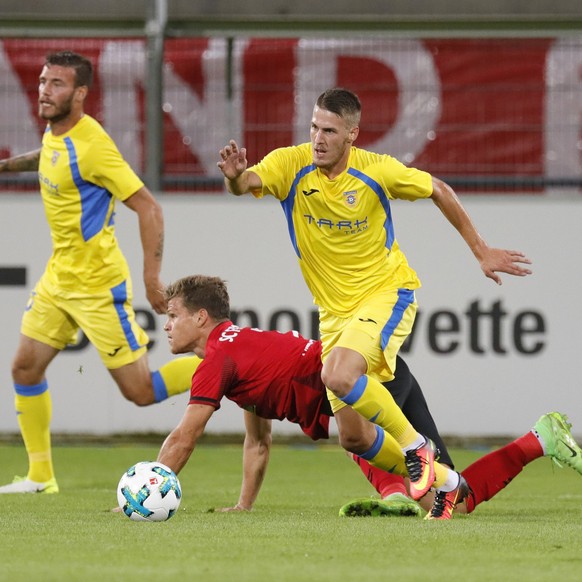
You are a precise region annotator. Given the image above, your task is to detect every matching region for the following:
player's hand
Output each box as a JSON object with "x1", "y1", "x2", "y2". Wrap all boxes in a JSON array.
[
  {"x1": 145, "y1": 277, "x2": 167, "y2": 315},
  {"x1": 217, "y1": 140, "x2": 248, "y2": 180},
  {"x1": 479, "y1": 248, "x2": 532, "y2": 285}
]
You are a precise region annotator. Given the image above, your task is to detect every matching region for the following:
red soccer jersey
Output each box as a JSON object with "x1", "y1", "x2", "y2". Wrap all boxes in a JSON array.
[{"x1": 189, "y1": 321, "x2": 330, "y2": 440}]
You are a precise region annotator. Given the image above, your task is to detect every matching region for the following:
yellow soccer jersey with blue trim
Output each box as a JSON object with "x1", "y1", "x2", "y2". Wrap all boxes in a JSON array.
[
  {"x1": 38, "y1": 115, "x2": 144, "y2": 292},
  {"x1": 249, "y1": 144, "x2": 433, "y2": 317}
]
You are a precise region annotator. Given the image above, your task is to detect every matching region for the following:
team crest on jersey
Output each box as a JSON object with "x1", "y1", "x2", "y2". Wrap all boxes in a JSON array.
[
  {"x1": 51, "y1": 151, "x2": 60, "y2": 166},
  {"x1": 343, "y1": 190, "x2": 358, "y2": 207}
]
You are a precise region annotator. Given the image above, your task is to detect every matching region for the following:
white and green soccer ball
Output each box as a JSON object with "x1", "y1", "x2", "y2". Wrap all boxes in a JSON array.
[{"x1": 117, "y1": 461, "x2": 182, "y2": 522}]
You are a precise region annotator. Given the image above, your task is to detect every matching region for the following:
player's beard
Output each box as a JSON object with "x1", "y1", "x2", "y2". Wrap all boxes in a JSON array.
[
  {"x1": 312, "y1": 140, "x2": 350, "y2": 172},
  {"x1": 38, "y1": 93, "x2": 74, "y2": 124}
]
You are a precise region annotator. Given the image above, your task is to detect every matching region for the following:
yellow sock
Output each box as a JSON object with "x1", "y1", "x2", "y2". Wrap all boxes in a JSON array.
[
  {"x1": 433, "y1": 463, "x2": 453, "y2": 488},
  {"x1": 362, "y1": 425, "x2": 453, "y2": 488},
  {"x1": 341, "y1": 375, "x2": 418, "y2": 447},
  {"x1": 360, "y1": 426, "x2": 408, "y2": 475},
  {"x1": 151, "y1": 355, "x2": 202, "y2": 401},
  {"x1": 14, "y1": 382, "x2": 54, "y2": 483}
]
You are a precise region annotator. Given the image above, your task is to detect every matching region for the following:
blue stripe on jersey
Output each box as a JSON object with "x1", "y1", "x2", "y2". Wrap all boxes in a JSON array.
[
  {"x1": 280, "y1": 164, "x2": 317, "y2": 258},
  {"x1": 347, "y1": 167, "x2": 395, "y2": 249},
  {"x1": 111, "y1": 280, "x2": 141, "y2": 351},
  {"x1": 380, "y1": 288, "x2": 415, "y2": 350},
  {"x1": 64, "y1": 137, "x2": 113, "y2": 242}
]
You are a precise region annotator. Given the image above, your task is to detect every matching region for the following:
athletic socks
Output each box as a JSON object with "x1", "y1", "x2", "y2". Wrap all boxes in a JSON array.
[
  {"x1": 14, "y1": 381, "x2": 54, "y2": 483},
  {"x1": 462, "y1": 431, "x2": 543, "y2": 513},
  {"x1": 151, "y1": 355, "x2": 202, "y2": 402},
  {"x1": 12, "y1": 356, "x2": 202, "y2": 484},
  {"x1": 340, "y1": 374, "x2": 418, "y2": 447},
  {"x1": 355, "y1": 424, "x2": 455, "y2": 490},
  {"x1": 349, "y1": 453, "x2": 409, "y2": 497},
  {"x1": 349, "y1": 427, "x2": 544, "y2": 512}
]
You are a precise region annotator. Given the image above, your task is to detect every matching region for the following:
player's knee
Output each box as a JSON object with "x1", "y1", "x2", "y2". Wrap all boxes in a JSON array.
[
  {"x1": 116, "y1": 379, "x2": 156, "y2": 406},
  {"x1": 321, "y1": 367, "x2": 355, "y2": 397},
  {"x1": 110, "y1": 361, "x2": 156, "y2": 406},
  {"x1": 11, "y1": 357, "x2": 43, "y2": 386},
  {"x1": 123, "y1": 390, "x2": 155, "y2": 407}
]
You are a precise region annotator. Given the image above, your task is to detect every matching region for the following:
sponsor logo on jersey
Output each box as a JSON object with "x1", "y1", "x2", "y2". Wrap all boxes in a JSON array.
[
  {"x1": 303, "y1": 213, "x2": 368, "y2": 234},
  {"x1": 38, "y1": 171, "x2": 59, "y2": 195}
]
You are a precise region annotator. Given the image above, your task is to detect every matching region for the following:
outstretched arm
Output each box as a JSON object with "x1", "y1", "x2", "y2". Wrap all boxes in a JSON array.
[
  {"x1": 214, "y1": 410, "x2": 272, "y2": 512},
  {"x1": 157, "y1": 404, "x2": 215, "y2": 474},
  {"x1": 123, "y1": 186, "x2": 166, "y2": 314},
  {"x1": 0, "y1": 148, "x2": 41, "y2": 172},
  {"x1": 217, "y1": 139, "x2": 263, "y2": 196},
  {"x1": 430, "y1": 176, "x2": 532, "y2": 285}
]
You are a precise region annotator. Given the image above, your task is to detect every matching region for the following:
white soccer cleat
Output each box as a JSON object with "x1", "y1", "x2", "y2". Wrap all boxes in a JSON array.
[{"x1": 0, "y1": 476, "x2": 59, "y2": 494}]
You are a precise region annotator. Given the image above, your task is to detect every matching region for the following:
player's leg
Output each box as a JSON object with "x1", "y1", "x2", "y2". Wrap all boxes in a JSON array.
[
  {"x1": 390, "y1": 356, "x2": 454, "y2": 469},
  {"x1": 423, "y1": 412, "x2": 582, "y2": 517},
  {"x1": 344, "y1": 412, "x2": 582, "y2": 517},
  {"x1": 332, "y1": 403, "x2": 458, "y2": 513},
  {"x1": 460, "y1": 412, "x2": 582, "y2": 514},
  {"x1": 0, "y1": 278, "x2": 71, "y2": 494},
  {"x1": 83, "y1": 280, "x2": 200, "y2": 405},
  {"x1": 338, "y1": 451, "x2": 422, "y2": 517},
  {"x1": 340, "y1": 355, "x2": 455, "y2": 517},
  {"x1": 324, "y1": 352, "x2": 443, "y2": 500},
  {"x1": 0, "y1": 335, "x2": 60, "y2": 494},
  {"x1": 108, "y1": 352, "x2": 201, "y2": 405},
  {"x1": 321, "y1": 296, "x2": 463, "y2": 507},
  {"x1": 333, "y1": 404, "x2": 407, "y2": 475}
]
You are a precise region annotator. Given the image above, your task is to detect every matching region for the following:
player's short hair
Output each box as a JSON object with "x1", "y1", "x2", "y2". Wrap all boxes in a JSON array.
[
  {"x1": 165, "y1": 275, "x2": 230, "y2": 320},
  {"x1": 45, "y1": 51, "x2": 93, "y2": 88},
  {"x1": 316, "y1": 88, "x2": 361, "y2": 127}
]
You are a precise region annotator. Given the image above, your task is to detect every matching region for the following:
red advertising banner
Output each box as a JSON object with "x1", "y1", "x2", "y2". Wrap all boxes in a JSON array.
[{"x1": 0, "y1": 37, "x2": 579, "y2": 189}]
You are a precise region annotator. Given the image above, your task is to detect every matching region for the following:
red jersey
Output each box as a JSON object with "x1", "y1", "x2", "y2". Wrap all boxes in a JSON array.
[{"x1": 190, "y1": 321, "x2": 330, "y2": 440}]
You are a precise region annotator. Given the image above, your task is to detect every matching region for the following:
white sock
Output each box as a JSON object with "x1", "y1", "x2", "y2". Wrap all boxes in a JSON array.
[
  {"x1": 402, "y1": 434, "x2": 426, "y2": 452},
  {"x1": 436, "y1": 470, "x2": 460, "y2": 493},
  {"x1": 531, "y1": 428, "x2": 547, "y2": 455}
]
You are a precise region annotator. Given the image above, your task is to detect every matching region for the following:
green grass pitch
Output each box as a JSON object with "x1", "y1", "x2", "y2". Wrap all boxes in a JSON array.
[{"x1": 1, "y1": 442, "x2": 581, "y2": 581}]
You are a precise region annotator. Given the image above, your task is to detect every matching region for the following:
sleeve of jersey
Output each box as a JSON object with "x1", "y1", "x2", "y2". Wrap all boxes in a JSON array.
[
  {"x1": 188, "y1": 357, "x2": 227, "y2": 410},
  {"x1": 381, "y1": 155, "x2": 433, "y2": 201},
  {"x1": 247, "y1": 146, "x2": 302, "y2": 201},
  {"x1": 85, "y1": 134, "x2": 144, "y2": 201}
]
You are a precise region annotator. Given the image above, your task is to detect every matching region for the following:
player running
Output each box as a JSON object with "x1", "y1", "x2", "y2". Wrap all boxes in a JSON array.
[
  {"x1": 218, "y1": 87, "x2": 532, "y2": 513},
  {"x1": 0, "y1": 51, "x2": 197, "y2": 495}
]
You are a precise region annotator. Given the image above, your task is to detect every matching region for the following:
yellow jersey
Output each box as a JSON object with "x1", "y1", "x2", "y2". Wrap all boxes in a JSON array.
[
  {"x1": 249, "y1": 143, "x2": 433, "y2": 317},
  {"x1": 38, "y1": 115, "x2": 144, "y2": 293}
]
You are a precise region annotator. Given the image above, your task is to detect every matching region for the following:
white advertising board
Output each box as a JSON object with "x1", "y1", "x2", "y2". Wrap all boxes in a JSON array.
[{"x1": 0, "y1": 193, "x2": 579, "y2": 438}]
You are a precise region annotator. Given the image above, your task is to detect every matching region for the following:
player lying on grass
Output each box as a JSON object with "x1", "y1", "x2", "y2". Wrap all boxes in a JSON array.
[{"x1": 152, "y1": 274, "x2": 582, "y2": 520}]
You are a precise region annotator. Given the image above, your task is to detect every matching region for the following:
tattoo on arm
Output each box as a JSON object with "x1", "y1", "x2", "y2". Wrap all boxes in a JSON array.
[
  {"x1": 0, "y1": 149, "x2": 41, "y2": 173},
  {"x1": 156, "y1": 233, "x2": 164, "y2": 261}
]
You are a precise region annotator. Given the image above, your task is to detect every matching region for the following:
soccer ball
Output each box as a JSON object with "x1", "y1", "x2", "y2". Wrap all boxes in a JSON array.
[{"x1": 117, "y1": 461, "x2": 182, "y2": 522}]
